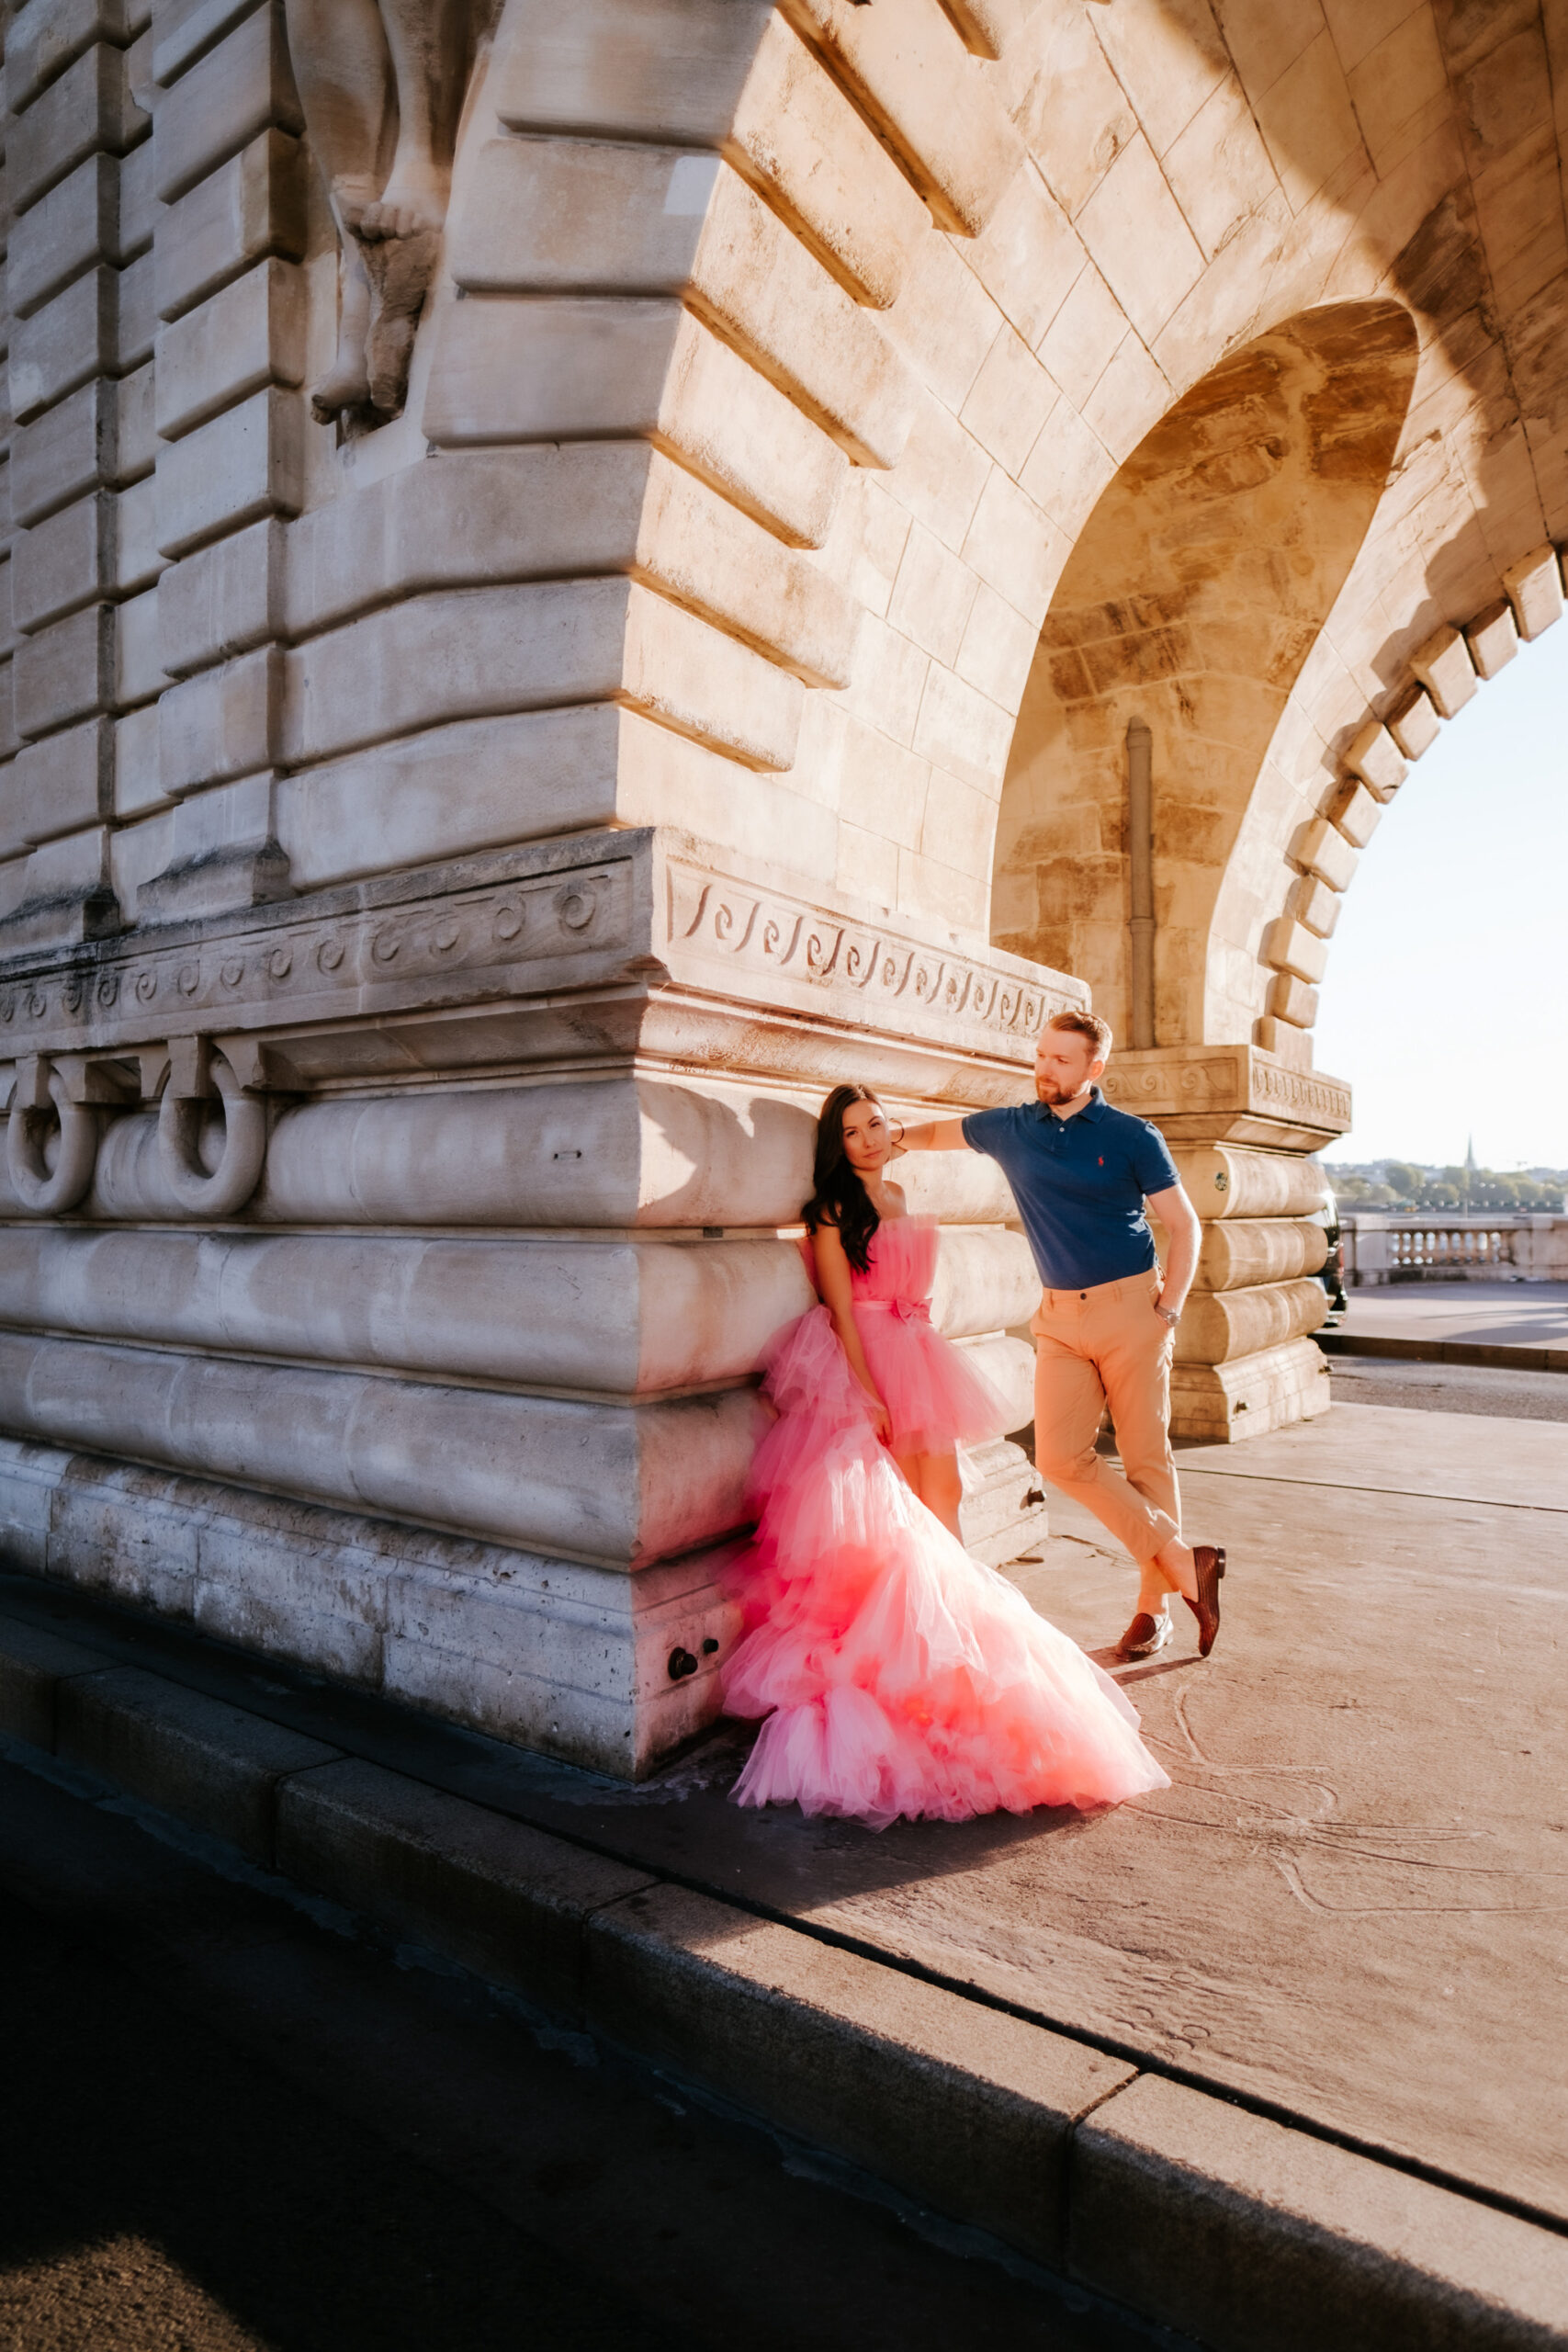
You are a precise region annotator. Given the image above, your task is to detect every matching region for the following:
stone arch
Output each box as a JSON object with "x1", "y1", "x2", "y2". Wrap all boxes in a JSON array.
[
  {"x1": 1212, "y1": 542, "x2": 1567, "y2": 1059},
  {"x1": 989, "y1": 300, "x2": 1420, "y2": 1048}
]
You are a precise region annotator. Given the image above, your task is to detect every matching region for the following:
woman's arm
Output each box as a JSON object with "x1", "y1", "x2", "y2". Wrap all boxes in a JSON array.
[{"x1": 811, "y1": 1222, "x2": 892, "y2": 1441}]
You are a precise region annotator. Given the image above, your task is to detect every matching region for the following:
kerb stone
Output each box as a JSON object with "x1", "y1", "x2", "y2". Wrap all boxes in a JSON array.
[
  {"x1": 0, "y1": 1612, "x2": 112, "y2": 1748},
  {"x1": 54, "y1": 1662, "x2": 341, "y2": 1860},
  {"x1": 275, "y1": 1756, "x2": 655, "y2": 2021},
  {"x1": 1069, "y1": 2074, "x2": 1568, "y2": 2352},
  {"x1": 584, "y1": 1879, "x2": 1135, "y2": 2266}
]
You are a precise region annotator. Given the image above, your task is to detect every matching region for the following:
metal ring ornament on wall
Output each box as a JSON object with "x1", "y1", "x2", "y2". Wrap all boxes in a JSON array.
[
  {"x1": 156, "y1": 1051, "x2": 268, "y2": 1216},
  {"x1": 6, "y1": 1066, "x2": 99, "y2": 1215}
]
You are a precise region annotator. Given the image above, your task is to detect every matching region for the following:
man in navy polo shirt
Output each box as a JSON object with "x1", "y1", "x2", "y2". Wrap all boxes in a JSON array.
[{"x1": 894, "y1": 1009, "x2": 1224, "y2": 1659}]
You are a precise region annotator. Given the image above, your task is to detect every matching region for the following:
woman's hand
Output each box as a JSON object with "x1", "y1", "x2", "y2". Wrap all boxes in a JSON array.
[{"x1": 859, "y1": 1380, "x2": 893, "y2": 1442}]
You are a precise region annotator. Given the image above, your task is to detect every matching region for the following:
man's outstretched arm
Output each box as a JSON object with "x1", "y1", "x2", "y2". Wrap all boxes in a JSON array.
[{"x1": 890, "y1": 1116, "x2": 972, "y2": 1152}]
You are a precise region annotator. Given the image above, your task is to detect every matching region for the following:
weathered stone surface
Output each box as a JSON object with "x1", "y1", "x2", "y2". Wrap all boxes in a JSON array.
[
  {"x1": 1070, "y1": 2074, "x2": 1568, "y2": 2352},
  {"x1": 114, "y1": 582, "x2": 168, "y2": 706},
  {"x1": 12, "y1": 491, "x2": 117, "y2": 630},
  {"x1": 587, "y1": 1880, "x2": 1132, "y2": 2265},
  {"x1": 0, "y1": 1611, "x2": 109, "y2": 1747},
  {"x1": 778, "y1": 0, "x2": 1022, "y2": 236},
  {"x1": 8, "y1": 42, "x2": 146, "y2": 212},
  {"x1": 283, "y1": 580, "x2": 806, "y2": 773},
  {"x1": 13, "y1": 603, "x2": 117, "y2": 736},
  {"x1": 1175, "y1": 1276, "x2": 1328, "y2": 1367},
  {"x1": 453, "y1": 148, "x2": 917, "y2": 470},
  {"x1": 158, "y1": 644, "x2": 281, "y2": 792},
  {"x1": 6, "y1": 153, "x2": 121, "y2": 317},
  {"x1": 151, "y1": 3, "x2": 300, "y2": 203},
  {"x1": 424, "y1": 295, "x2": 850, "y2": 552},
  {"x1": 276, "y1": 1758, "x2": 654, "y2": 2018},
  {"x1": 157, "y1": 516, "x2": 283, "y2": 676},
  {"x1": 154, "y1": 384, "x2": 302, "y2": 555},
  {"x1": 1194, "y1": 1217, "x2": 1328, "y2": 1292},
  {"x1": 1464, "y1": 598, "x2": 1519, "y2": 682},
  {"x1": 1410, "y1": 622, "x2": 1478, "y2": 718},
  {"x1": 0, "y1": 1328, "x2": 767, "y2": 1567},
  {"x1": 10, "y1": 379, "x2": 118, "y2": 523},
  {"x1": 1262, "y1": 915, "x2": 1328, "y2": 985},
  {"x1": 1342, "y1": 718, "x2": 1405, "y2": 799},
  {"x1": 1168, "y1": 1335, "x2": 1331, "y2": 1442},
  {"x1": 54, "y1": 1660, "x2": 340, "y2": 1860},
  {"x1": 153, "y1": 129, "x2": 306, "y2": 322},
  {"x1": 1501, "y1": 546, "x2": 1562, "y2": 639},
  {"x1": 728, "y1": 12, "x2": 930, "y2": 309},
  {"x1": 6, "y1": 0, "x2": 136, "y2": 119},
  {"x1": 153, "y1": 255, "x2": 305, "y2": 440},
  {"x1": 9, "y1": 266, "x2": 120, "y2": 420}
]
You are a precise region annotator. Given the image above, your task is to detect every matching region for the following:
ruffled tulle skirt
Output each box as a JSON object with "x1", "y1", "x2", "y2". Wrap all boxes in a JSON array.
[
  {"x1": 722, "y1": 1306, "x2": 1168, "y2": 1830},
  {"x1": 852, "y1": 1298, "x2": 1010, "y2": 1455}
]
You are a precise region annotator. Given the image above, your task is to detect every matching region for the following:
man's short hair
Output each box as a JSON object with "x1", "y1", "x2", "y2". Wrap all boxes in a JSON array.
[{"x1": 1045, "y1": 1009, "x2": 1112, "y2": 1060}]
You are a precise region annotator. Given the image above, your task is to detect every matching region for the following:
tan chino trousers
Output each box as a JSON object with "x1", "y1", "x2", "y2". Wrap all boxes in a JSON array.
[{"x1": 1030, "y1": 1272, "x2": 1180, "y2": 1566}]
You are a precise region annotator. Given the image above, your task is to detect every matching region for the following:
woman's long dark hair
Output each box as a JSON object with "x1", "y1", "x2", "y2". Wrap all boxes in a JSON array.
[{"x1": 802, "y1": 1084, "x2": 884, "y2": 1273}]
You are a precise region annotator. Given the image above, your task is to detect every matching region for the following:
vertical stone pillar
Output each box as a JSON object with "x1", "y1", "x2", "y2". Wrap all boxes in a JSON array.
[
  {"x1": 3, "y1": 0, "x2": 153, "y2": 948},
  {"x1": 1100, "y1": 1045, "x2": 1349, "y2": 1442}
]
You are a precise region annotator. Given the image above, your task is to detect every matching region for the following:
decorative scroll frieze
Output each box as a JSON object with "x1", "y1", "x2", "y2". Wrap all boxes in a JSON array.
[
  {"x1": 1102, "y1": 1043, "x2": 1351, "y2": 1151},
  {"x1": 662, "y1": 860, "x2": 1079, "y2": 1051}
]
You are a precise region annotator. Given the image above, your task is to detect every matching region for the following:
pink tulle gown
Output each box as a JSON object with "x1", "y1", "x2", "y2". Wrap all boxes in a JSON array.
[{"x1": 722, "y1": 1217, "x2": 1169, "y2": 1829}]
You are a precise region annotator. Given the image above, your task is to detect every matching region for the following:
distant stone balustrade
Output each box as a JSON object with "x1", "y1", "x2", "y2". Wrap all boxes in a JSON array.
[{"x1": 1342, "y1": 1216, "x2": 1568, "y2": 1286}]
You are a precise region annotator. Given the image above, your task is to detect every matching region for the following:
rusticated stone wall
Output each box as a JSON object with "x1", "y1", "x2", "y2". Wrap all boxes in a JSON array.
[{"x1": 1, "y1": 0, "x2": 1565, "y2": 1767}]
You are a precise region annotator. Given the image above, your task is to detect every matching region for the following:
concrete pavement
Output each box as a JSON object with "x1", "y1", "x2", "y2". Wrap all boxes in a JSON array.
[{"x1": 1337, "y1": 1282, "x2": 1568, "y2": 1351}]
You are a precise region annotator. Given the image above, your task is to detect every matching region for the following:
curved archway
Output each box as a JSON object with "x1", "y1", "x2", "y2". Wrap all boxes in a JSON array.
[{"x1": 990, "y1": 300, "x2": 1420, "y2": 1049}]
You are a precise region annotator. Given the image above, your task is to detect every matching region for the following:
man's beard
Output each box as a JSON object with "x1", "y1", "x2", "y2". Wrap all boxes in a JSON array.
[{"x1": 1035, "y1": 1077, "x2": 1072, "y2": 1102}]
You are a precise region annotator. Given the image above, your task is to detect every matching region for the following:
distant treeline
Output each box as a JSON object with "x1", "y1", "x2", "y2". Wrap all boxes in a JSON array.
[{"x1": 1320, "y1": 1160, "x2": 1568, "y2": 1211}]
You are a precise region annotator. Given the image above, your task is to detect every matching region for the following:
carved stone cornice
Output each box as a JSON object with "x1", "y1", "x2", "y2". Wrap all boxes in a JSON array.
[
  {"x1": 0, "y1": 829, "x2": 1085, "y2": 1102},
  {"x1": 1101, "y1": 1044, "x2": 1351, "y2": 1150},
  {"x1": 659, "y1": 849, "x2": 1082, "y2": 1065}
]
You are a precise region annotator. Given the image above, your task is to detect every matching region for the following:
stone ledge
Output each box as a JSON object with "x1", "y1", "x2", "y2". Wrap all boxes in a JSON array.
[
  {"x1": 2, "y1": 1583, "x2": 1563, "y2": 2349},
  {"x1": 1070, "y1": 2075, "x2": 1568, "y2": 2352},
  {"x1": 53, "y1": 1660, "x2": 341, "y2": 1860},
  {"x1": 275, "y1": 1756, "x2": 656, "y2": 2021}
]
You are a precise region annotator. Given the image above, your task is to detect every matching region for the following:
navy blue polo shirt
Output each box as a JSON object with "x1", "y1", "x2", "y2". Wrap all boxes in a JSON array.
[{"x1": 961, "y1": 1088, "x2": 1179, "y2": 1291}]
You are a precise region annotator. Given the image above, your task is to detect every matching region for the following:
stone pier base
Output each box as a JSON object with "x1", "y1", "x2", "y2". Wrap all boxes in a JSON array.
[{"x1": 1103, "y1": 1045, "x2": 1349, "y2": 1444}]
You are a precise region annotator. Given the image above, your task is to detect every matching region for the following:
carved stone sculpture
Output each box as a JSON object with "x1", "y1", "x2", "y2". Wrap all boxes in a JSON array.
[{"x1": 283, "y1": 0, "x2": 488, "y2": 422}]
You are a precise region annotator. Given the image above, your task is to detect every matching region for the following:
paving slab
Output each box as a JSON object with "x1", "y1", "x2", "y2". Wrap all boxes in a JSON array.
[{"x1": 1, "y1": 1400, "x2": 1563, "y2": 2244}]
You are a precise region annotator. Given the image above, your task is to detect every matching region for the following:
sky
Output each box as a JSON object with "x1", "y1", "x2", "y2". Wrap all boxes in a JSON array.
[{"x1": 1314, "y1": 619, "x2": 1568, "y2": 1170}]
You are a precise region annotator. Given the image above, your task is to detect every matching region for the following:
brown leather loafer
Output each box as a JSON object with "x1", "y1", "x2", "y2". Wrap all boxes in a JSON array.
[
  {"x1": 1115, "y1": 1610, "x2": 1172, "y2": 1659},
  {"x1": 1183, "y1": 1544, "x2": 1226, "y2": 1657}
]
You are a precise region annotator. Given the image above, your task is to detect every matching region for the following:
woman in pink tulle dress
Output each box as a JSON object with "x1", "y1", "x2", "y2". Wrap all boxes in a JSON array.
[{"x1": 722, "y1": 1084, "x2": 1168, "y2": 1830}]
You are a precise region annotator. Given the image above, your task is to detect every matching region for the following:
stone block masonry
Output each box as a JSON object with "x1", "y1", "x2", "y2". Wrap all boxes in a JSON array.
[
  {"x1": 4, "y1": 0, "x2": 1567, "y2": 1765},
  {"x1": 0, "y1": 824, "x2": 1065, "y2": 1770}
]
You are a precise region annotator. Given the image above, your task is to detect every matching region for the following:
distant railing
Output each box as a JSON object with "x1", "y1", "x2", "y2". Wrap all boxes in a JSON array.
[
  {"x1": 1340, "y1": 1212, "x2": 1567, "y2": 1285},
  {"x1": 1388, "y1": 1225, "x2": 1514, "y2": 1273}
]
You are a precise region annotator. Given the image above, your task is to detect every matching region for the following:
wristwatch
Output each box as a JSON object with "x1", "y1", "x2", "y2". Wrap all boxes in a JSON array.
[{"x1": 1156, "y1": 1305, "x2": 1181, "y2": 1328}]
